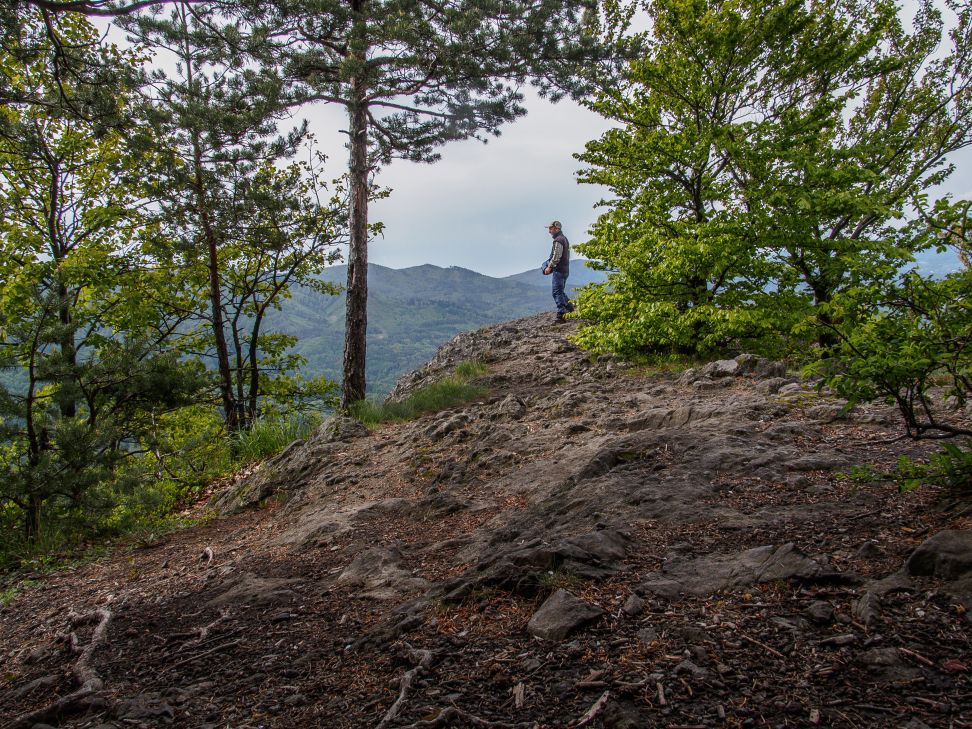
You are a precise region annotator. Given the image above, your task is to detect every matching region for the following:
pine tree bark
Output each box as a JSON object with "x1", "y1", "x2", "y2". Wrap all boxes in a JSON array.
[
  {"x1": 342, "y1": 4, "x2": 369, "y2": 409},
  {"x1": 192, "y1": 135, "x2": 240, "y2": 432}
]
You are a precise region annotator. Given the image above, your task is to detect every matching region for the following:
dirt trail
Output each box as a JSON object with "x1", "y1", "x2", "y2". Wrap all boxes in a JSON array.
[{"x1": 2, "y1": 313, "x2": 971, "y2": 729}]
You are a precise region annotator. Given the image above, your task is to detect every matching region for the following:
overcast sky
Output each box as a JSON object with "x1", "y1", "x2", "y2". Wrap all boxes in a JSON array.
[
  {"x1": 295, "y1": 0, "x2": 972, "y2": 279},
  {"x1": 303, "y1": 92, "x2": 614, "y2": 278},
  {"x1": 307, "y1": 87, "x2": 971, "y2": 279},
  {"x1": 108, "y1": 1, "x2": 971, "y2": 280}
]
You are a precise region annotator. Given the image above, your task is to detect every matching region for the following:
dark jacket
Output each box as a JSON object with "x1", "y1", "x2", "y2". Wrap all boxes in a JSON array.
[{"x1": 548, "y1": 231, "x2": 570, "y2": 275}]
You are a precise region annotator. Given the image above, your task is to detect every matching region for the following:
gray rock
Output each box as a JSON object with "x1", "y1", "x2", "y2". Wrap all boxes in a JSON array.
[
  {"x1": 701, "y1": 359, "x2": 739, "y2": 379},
  {"x1": 336, "y1": 546, "x2": 429, "y2": 600},
  {"x1": 622, "y1": 594, "x2": 645, "y2": 617},
  {"x1": 641, "y1": 543, "x2": 841, "y2": 597},
  {"x1": 734, "y1": 354, "x2": 787, "y2": 379},
  {"x1": 806, "y1": 600, "x2": 834, "y2": 624},
  {"x1": 209, "y1": 416, "x2": 368, "y2": 515},
  {"x1": 637, "y1": 578, "x2": 684, "y2": 599},
  {"x1": 859, "y1": 647, "x2": 902, "y2": 667},
  {"x1": 321, "y1": 416, "x2": 370, "y2": 442},
  {"x1": 855, "y1": 541, "x2": 883, "y2": 559},
  {"x1": 864, "y1": 571, "x2": 915, "y2": 596},
  {"x1": 206, "y1": 573, "x2": 299, "y2": 607},
  {"x1": 906, "y1": 530, "x2": 972, "y2": 579},
  {"x1": 674, "y1": 659, "x2": 707, "y2": 678},
  {"x1": 853, "y1": 592, "x2": 881, "y2": 626},
  {"x1": 490, "y1": 394, "x2": 527, "y2": 420},
  {"x1": 637, "y1": 627, "x2": 659, "y2": 644},
  {"x1": 527, "y1": 589, "x2": 604, "y2": 641}
]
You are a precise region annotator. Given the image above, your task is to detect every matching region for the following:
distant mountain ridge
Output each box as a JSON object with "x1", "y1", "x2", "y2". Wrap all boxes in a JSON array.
[
  {"x1": 272, "y1": 248, "x2": 960, "y2": 397},
  {"x1": 270, "y1": 262, "x2": 607, "y2": 395}
]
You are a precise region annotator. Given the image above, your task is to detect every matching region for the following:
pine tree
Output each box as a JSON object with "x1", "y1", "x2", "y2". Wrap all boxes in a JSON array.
[
  {"x1": 244, "y1": 0, "x2": 606, "y2": 407},
  {"x1": 0, "y1": 8, "x2": 201, "y2": 539},
  {"x1": 123, "y1": 2, "x2": 347, "y2": 431}
]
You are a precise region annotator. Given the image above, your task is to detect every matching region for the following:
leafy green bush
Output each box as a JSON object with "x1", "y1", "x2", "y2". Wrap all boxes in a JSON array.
[
  {"x1": 0, "y1": 406, "x2": 328, "y2": 573},
  {"x1": 350, "y1": 361, "x2": 488, "y2": 427}
]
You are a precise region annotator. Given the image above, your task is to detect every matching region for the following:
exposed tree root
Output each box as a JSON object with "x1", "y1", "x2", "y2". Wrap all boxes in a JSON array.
[
  {"x1": 377, "y1": 647, "x2": 433, "y2": 729},
  {"x1": 10, "y1": 608, "x2": 112, "y2": 729}
]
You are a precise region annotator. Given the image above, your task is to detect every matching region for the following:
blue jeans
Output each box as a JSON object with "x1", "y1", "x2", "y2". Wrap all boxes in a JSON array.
[{"x1": 551, "y1": 271, "x2": 569, "y2": 313}]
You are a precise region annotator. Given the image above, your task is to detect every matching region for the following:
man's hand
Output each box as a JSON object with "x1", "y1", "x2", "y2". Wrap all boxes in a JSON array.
[{"x1": 544, "y1": 266, "x2": 553, "y2": 275}]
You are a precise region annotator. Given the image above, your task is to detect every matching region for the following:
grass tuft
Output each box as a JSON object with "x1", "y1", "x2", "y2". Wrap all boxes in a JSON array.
[
  {"x1": 350, "y1": 360, "x2": 488, "y2": 427},
  {"x1": 233, "y1": 413, "x2": 323, "y2": 463}
]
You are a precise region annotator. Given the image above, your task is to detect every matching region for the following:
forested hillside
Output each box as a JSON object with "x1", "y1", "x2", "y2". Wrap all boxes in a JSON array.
[{"x1": 271, "y1": 263, "x2": 606, "y2": 395}]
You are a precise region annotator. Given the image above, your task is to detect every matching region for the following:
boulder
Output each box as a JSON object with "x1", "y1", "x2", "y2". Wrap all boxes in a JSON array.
[
  {"x1": 337, "y1": 546, "x2": 430, "y2": 600},
  {"x1": 906, "y1": 530, "x2": 972, "y2": 580},
  {"x1": 527, "y1": 589, "x2": 604, "y2": 641}
]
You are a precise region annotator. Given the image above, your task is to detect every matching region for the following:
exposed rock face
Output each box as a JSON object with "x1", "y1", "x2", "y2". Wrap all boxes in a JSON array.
[
  {"x1": 637, "y1": 543, "x2": 843, "y2": 598},
  {"x1": 209, "y1": 416, "x2": 370, "y2": 515},
  {"x1": 7, "y1": 313, "x2": 969, "y2": 729}
]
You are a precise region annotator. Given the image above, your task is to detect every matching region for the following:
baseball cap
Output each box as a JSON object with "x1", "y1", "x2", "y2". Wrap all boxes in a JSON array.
[{"x1": 547, "y1": 220, "x2": 562, "y2": 228}]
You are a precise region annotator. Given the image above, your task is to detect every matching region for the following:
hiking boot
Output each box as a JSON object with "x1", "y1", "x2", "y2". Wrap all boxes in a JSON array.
[
  {"x1": 566, "y1": 301, "x2": 576, "y2": 313},
  {"x1": 555, "y1": 312, "x2": 566, "y2": 323}
]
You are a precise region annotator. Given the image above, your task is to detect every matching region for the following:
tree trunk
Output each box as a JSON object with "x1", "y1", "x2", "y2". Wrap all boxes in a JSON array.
[
  {"x1": 192, "y1": 136, "x2": 240, "y2": 432},
  {"x1": 341, "y1": 11, "x2": 370, "y2": 410},
  {"x1": 246, "y1": 311, "x2": 264, "y2": 425},
  {"x1": 25, "y1": 493, "x2": 42, "y2": 542}
]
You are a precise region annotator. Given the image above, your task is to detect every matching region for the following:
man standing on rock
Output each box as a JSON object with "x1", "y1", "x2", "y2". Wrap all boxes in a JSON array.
[{"x1": 543, "y1": 220, "x2": 573, "y2": 323}]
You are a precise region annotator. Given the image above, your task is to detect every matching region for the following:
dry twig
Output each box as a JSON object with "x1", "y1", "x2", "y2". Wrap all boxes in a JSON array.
[{"x1": 576, "y1": 690, "x2": 611, "y2": 727}]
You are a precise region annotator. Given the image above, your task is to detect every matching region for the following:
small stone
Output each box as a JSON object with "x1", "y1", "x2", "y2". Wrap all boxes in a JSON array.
[
  {"x1": 806, "y1": 600, "x2": 834, "y2": 624},
  {"x1": 859, "y1": 647, "x2": 901, "y2": 668},
  {"x1": 853, "y1": 592, "x2": 881, "y2": 626},
  {"x1": 527, "y1": 589, "x2": 604, "y2": 641},
  {"x1": 855, "y1": 541, "x2": 882, "y2": 559},
  {"x1": 622, "y1": 594, "x2": 645, "y2": 617},
  {"x1": 674, "y1": 659, "x2": 707, "y2": 678},
  {"x1": 636, "y1": 627, "x2": 659, "y2": 645},
  {"x1": 907, "y1": 530, "x2": 972, "y2": 580}
]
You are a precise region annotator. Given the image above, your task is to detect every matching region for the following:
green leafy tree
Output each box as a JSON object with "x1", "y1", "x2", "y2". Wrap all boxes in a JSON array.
[
  {"x1": 246, "y1": 0, "x2": 607, "y2": 406},
  {"x1": 576, "y1": 0, "x2": 972, "y2": 357},
  {"x1": 124, "y1": 2, "x2": 346, "y2": 432},
  {"x1": 0, "y1": 9, "x2": 202, "y2": 541},
  {"x1": 742, "y1": 0, "x2": 972, "y2": 347},
  {"x1": 576, "y1": 0, "x2": 830, "y2": 356},
  {"x1": 818, "y1": 198, "x2": 972, "y2": 440}
]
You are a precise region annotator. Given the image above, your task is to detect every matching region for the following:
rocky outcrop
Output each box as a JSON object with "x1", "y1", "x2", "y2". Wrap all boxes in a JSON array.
[
  {"x1": 4, "y1": 313, "x2": 967, "y2": 729},
  {"x1": 209, "y1": 416, "x2": 370, "y2": 515}
]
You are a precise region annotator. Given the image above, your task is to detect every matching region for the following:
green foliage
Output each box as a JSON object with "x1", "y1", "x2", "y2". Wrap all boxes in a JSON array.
[
  {"x1": 233, "y1": 413, "x2": 324, "y2": 463},
  {"x1": 843, "y1": 442, "x2": 972, "y2": 496},
  {"x1": 123, "y1": 4, "x2": 346, "y2": 432},
  {"x1": 813, "y1": 200, "x2": 972, "y2": 440},
  {"x1": 575, "y1": 0, "x2": 972, "y2": 363},
  {"x1": 350, "y1": 361, "x2": 488, "y2": 428}
]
